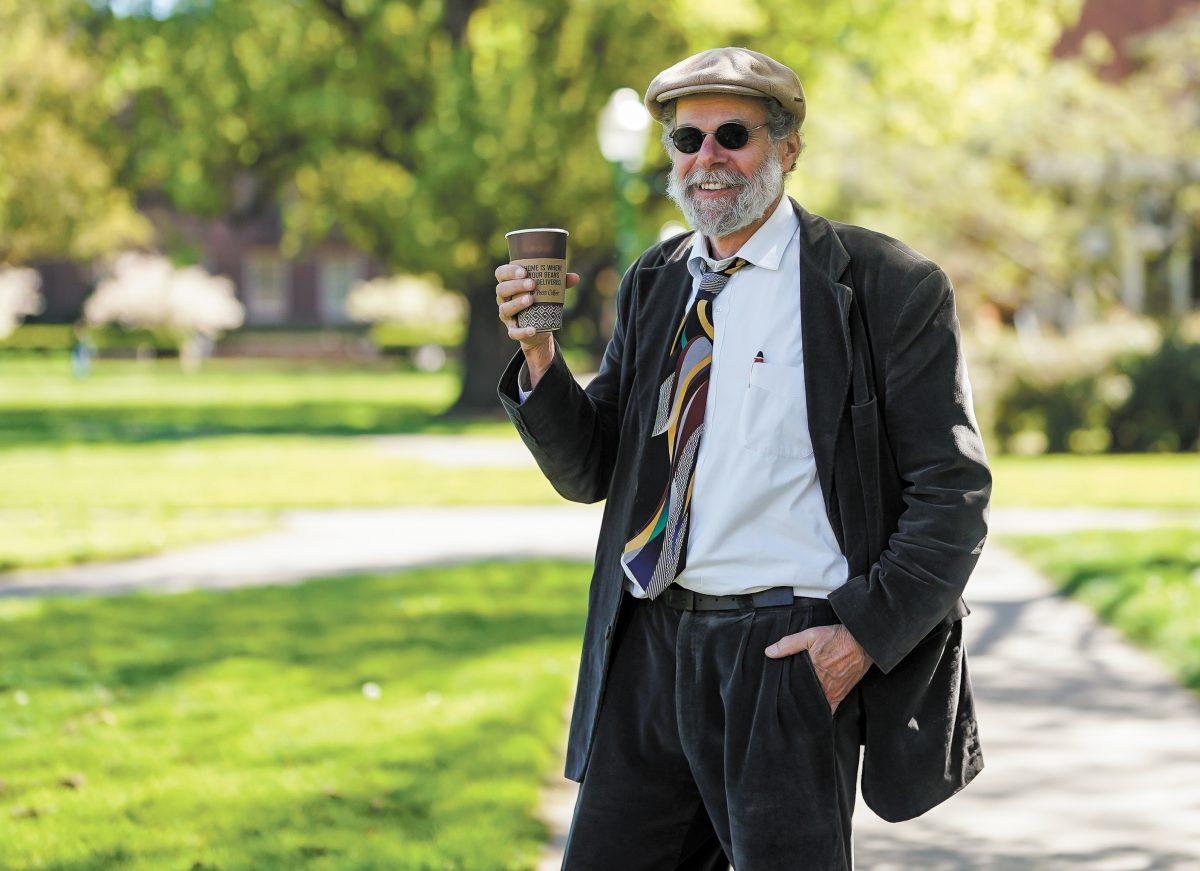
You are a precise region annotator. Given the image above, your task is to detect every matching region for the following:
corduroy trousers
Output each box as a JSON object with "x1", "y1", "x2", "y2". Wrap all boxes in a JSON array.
[{"x1": 561, "y1": 587, "x2": 864, "y2": 871}]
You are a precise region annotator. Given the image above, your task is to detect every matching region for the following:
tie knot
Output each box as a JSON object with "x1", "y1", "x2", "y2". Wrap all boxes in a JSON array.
[
  {"x1": 698, "y1": 256, "x2": 749, "y2": 296},
  {"x1": 704, "y1": 256, "x2": 749, "y2": 277}
]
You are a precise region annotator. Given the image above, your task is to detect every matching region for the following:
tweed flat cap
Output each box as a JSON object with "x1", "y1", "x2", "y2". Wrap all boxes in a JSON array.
[{"x1": 644, "y1": 47, "x2": 806, "y2": 127}]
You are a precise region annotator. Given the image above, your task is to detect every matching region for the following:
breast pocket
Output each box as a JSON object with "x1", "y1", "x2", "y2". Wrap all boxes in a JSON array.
[{"x1": 737, "y1": 361, "x2": 814, "y2": 459}]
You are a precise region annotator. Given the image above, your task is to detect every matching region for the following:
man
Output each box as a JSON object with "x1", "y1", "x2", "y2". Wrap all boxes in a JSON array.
[{"x1": 494, "y1": 46, "x2": 990, "y2": 870}]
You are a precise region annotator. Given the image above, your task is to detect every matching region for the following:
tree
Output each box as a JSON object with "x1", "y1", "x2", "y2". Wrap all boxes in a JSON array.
[
  {"x1": 0, "y1": 0, "x2": 149, "y2": 264},
  {"x1": 95, "y1": 0, "x2": 694, "y2": 413},
  {"x1": 94, "y1": 0, "x2": 1113, "y2": 409}
]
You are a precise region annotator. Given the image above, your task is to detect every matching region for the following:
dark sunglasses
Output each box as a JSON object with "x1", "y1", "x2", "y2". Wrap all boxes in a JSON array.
[{"x1": 669, "y1": 122, "x2": 768, "y2": 154}]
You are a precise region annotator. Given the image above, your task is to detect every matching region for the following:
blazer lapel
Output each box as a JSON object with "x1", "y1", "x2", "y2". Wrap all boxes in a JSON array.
[
  {"x1": 789, "y1": 196, "x2": 853, "y2": 513},
  {"x1": 632, "y1": 236, "x2": 694, "y2": 381}
]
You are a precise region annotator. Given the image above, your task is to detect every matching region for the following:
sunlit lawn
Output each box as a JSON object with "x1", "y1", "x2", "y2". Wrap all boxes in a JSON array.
[
  {"x1": 0, "y1": 558, "x2": 588, "y2": 870},
  {"x1": 1, "y1": 436, "x2": 559, "y2": 571},
  {"x1": 3, "y1": 355, "x2": 1197, "y2": 572},
  {"x1": 991, "y1": 454, "x2": 1200, "y2": 509},
  {"x1": 1, "y1": 355, "x2": 559, "y2": 571},
  {"x1": 1002, "y1": 528, "x2": 1200, "y2": 691},
  {"x1": 0, "y1": 355, "x2": 516, "y2": 444}
]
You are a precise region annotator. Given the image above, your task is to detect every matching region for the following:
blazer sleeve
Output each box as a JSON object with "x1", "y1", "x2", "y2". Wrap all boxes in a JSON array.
[
  {"x1": 827, "y1": 266, "x2": 992, "y2": 674},
  {"x1": 495, "y1": 254, "x2": 640, "y2": 503}
]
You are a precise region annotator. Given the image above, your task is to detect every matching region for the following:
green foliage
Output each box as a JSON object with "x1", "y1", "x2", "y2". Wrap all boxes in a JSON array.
[
  {"x1": 993, "y1": 326, "x2": 1200, "y2": 454},
  {"x1": 783, "y1": 0, "x2": 1200, "y2": 324},
  {"x1": 0, "y1": 323, "x2": 178, "y2": 353},
  {"x1": 0, "y1": 0, "x2": 150, "y2": 262},
  {"x1": 1109, "y1": 333, "x2": 1200, "y2": 452},
  {"x1": 995, "y1": 372, "x2": 1113, "y2": 454},
  {"x1": 96, "y1": 0, "x2": 695, "y2": 285},
  {"x1": 92, "y1": 0, "x2": 1096, "y2": 302},
  {"x1": 1005, "y1": 528, "x2": 1200, "y2": 691},
  {"x1": 0, "y1": 559, "x2": 587, "y2": 867}
]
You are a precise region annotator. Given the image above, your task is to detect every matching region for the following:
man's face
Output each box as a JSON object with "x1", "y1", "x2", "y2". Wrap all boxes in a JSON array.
[{"x1": 665, "y1": 93, "x2": 786, "y2": 240}]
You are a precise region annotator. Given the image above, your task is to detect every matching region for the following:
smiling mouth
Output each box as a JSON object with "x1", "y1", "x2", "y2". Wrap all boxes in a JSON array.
[{"x1": 692, "y1": 183, "x2": 739, "y2": 195}]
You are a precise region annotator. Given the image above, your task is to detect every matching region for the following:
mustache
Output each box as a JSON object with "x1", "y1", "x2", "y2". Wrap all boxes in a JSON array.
[{"x1": 685, "y1": 169, "x2": 747, "y2": 189}]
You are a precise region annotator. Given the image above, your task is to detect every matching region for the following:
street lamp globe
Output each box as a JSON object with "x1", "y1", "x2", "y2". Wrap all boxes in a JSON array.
[{"x1": 597, "y1": 87, "x2": 651, "y2": 171}]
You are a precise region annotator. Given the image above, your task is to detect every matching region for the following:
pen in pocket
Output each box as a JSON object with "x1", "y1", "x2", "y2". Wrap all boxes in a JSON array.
[{"x1": 748, "y1": 349, "x2": 765, "y2": 385}]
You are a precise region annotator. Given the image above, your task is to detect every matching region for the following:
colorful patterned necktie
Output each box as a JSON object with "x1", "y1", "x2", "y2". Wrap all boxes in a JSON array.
[{"x1": 620, "y1": 255, "x2": 751, "y2": 598}]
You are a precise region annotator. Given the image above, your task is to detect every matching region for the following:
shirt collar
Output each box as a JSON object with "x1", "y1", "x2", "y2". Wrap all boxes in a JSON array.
[{"x1": 686, "y1": 194, "x2": 799, "y2": 280}]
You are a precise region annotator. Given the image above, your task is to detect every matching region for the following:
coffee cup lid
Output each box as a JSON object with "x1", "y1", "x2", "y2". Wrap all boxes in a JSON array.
[{"x1": 505, "y1": 228, "x2": 569, "y2": 237}]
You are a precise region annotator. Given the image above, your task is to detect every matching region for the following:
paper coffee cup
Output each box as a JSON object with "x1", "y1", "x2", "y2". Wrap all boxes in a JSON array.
[{"x1": 505, "y1": 228, "x2": 568, "y2": 332}]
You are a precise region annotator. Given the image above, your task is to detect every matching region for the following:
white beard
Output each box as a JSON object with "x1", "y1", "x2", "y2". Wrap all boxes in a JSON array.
[{"x1": 666, "y1": 145, "x2": 784, "y2": 239}]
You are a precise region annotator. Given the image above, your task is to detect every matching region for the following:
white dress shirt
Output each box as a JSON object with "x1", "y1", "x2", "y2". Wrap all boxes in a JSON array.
[{"x1": 517, "y1": 194, "x2": 849, "y2": 599}]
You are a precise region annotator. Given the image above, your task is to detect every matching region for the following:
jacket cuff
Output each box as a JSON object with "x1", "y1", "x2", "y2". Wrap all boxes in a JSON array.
[
  {"x1": 496, "y1": 342, "x2": 576, "y2": 438},
  {"x1": 827, "y1": 573, "x2": 904, "y2": 674}
]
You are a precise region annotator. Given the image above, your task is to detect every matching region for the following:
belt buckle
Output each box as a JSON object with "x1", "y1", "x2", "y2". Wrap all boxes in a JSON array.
[{"x1": 663, "y1": 586, "x2": 696, "y2": 610}]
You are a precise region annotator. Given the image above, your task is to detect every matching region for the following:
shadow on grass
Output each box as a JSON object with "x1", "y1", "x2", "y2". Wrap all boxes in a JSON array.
[
  {"x1": 2, "y1": 560, "x2": 589, "y2": 692},
  {"x1": 0, "y1": 403, "x2": 511, "y2": 447},
  {"x1": 0, "y1": 558, "x2": 591, "y2": 869}
]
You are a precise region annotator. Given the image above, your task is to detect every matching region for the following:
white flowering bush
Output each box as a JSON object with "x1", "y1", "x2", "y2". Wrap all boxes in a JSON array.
[
  {"x1": 0, "y1": 267, "x2": 45, "y2": 340},
  {"x1": 345, "y1": 273, "x2": 465, "y2": 329},
  {"x1": 84, "y1": 253, "x2": 244, "y2": 368}
]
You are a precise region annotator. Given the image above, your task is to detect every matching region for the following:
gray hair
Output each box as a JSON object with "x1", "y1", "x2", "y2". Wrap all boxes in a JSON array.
[{"x1": 659, "y1": 96, "x2": 805, "y2": 173}]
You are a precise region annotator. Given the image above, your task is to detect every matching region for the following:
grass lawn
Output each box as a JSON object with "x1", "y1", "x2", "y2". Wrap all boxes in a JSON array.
[
  {"x1": 0, "y1": 558, "x2": 589, "y2": 870},
  {"x1": 990, "y1": 454, "x2": 1200, "y2": 509},
  {"x1": 1, "y1": 436, "x2": 561, "y2": 571},
  {"x1": 4, "y1": 354, "x2": 1197, "y2": 572},
  {"x1": 1, "y1": 355, "x2": 564, "y2": 571},
  {"x1": 0, "y1": 355, "x2": 516, "y2": 444},
  {"x1": 1002, "y1": 528, "x2": 1200, "y2": 691}
]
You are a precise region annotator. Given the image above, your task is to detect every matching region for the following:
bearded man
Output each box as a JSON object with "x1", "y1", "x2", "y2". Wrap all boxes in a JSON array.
[{"x1": 494, "y1": 46, "x2": 991, "y2": 871}]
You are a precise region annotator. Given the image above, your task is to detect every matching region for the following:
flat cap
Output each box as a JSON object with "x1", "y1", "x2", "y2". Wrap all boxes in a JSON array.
[{"x1": 643, "y1": 47, "x2": 806, "y2": 127}]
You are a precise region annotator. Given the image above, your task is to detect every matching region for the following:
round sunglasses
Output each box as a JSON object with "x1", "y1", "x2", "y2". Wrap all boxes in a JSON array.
[{"x1": 669, "y1": 122, "x2": 768, "y2": 154}]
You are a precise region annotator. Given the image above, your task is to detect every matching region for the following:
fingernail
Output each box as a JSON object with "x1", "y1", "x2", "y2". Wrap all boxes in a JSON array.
[
  {"x1": 515, "y1": 267, "x2": 524, "y2": 278},
  {"x1": 765, "y1": 645, "x2": 778, "y2": 656}
]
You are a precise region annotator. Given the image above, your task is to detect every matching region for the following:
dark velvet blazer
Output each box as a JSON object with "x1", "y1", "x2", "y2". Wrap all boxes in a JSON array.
[{"x1": 496, "y1": 196, "x2": 992, "y2": 822}]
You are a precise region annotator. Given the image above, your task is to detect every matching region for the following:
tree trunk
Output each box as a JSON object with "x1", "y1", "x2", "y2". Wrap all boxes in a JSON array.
[{"x1": 444, "y1": 281, "x2": 514, "y2": 419}]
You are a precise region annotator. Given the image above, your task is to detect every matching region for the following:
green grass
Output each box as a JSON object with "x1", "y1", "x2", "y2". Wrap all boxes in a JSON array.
[
  {"x1": 0, "y1": 507, "x2": 275, "y2": 572},
  {"x1": 1002, "y1": 528, "x2": 1200, "y2": 691},
  {"x1": 991, "y1": 454, "x2": 1200, "y2": 508},
  {"x1": 0, "y1": 355, "x2": 515, "y2": 444},
  {"x1": 0, "y1": 558, "x2": 589, "y2": 869},
  {"x1": 3, "y1": 355, "x2": 1197, "y2": 571},
  {"x1": 0, "y1": 435, "x2": 560, "y2": 571}
]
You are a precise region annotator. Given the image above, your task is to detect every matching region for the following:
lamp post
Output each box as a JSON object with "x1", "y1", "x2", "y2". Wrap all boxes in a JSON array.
[{"x1": 597, "y1": 87, "x2": 651, "y2": 273}]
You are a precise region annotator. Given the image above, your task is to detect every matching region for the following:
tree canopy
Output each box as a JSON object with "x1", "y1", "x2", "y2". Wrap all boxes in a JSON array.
[{"x1": 10, "y1": 0, "x2": 1197, "y2": 410}]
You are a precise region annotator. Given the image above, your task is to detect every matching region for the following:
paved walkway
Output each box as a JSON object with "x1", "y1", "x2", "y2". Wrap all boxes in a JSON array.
[{"x1": 3, "y1": 506, "x2": 1199, "y2": 869}]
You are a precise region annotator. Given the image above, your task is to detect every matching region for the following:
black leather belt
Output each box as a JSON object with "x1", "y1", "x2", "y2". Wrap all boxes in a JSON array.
[{"x1": 656, "y1": 584, "x2": 834, "y2": 613}]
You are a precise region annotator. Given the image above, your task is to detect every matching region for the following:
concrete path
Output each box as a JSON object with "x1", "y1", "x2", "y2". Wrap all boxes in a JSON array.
[
  {"x1": 3, "y1": 506, "x2": 1197, "y2": 597},
  {"x1": 0, "y1": 505, "x2": 607, "y2": 598},
  {"x1": 3, "y1": 505, "x2": 1199, "y2": 869}
]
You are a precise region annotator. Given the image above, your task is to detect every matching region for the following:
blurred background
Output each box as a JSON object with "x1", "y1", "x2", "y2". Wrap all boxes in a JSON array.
[{"x1": 1, "y1": 1, "x2": 1198, "y2": 868}]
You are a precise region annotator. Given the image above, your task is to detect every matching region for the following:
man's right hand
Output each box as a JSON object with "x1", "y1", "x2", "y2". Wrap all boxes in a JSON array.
[{"x1": 494, "y1": 262, "x2": 580, "y2": 378}]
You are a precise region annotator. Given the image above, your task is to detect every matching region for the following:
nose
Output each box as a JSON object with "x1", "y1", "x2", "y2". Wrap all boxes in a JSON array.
[{"x1": 693, "y1": 131, "x2": 725, "y2": 169}]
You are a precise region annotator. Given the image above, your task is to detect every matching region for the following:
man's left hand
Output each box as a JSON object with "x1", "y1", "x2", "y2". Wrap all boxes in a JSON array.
[{"x1": 764, "y1": 625, "x2": 874, "y2": 714}]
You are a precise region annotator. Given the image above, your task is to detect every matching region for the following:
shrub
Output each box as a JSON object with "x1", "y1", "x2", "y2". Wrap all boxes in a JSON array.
[{"x1": 1108, "y1": 334, "x2": 1200, "y2": 452}]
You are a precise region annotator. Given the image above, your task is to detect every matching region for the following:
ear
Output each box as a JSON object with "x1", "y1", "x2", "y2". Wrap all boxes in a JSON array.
[{"x1": 782, "y1": 131, "x2": 802, "y2": 173}]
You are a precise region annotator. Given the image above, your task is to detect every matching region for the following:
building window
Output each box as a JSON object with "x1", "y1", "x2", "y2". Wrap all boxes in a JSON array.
[
  {"x1": 243, "y1": 250, "x2": 289, "y2": 324},
  {"x1": 319, "y1": 253, "x2": 363, "y2": 324}
]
